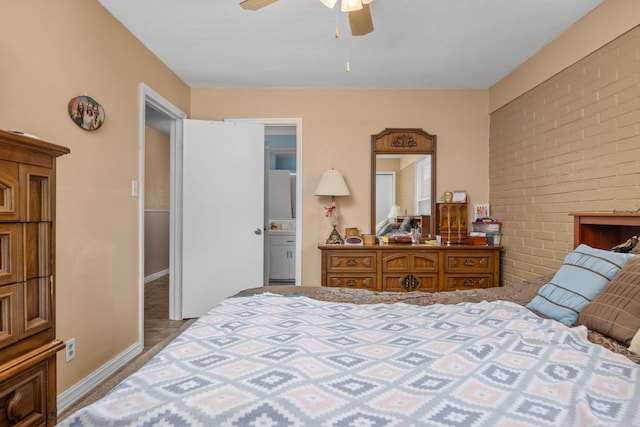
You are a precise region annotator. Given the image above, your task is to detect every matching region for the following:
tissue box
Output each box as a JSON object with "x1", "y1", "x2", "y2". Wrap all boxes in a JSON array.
[
  {"x1": 472, "y1": 221, "x2": 501, "y2": 232},
  {"x1": 466, "y1": 235, "x2": 488, "y2": 245}
]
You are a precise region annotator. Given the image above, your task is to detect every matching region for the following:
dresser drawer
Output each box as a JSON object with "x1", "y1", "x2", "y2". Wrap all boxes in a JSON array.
[
  {"x1": 24, "y1": 222, "x2": 51, "y2": 280},
  {"x1": 326, "y1": 274, "x2": 375, "y2": 290},
  {"x1": 442, "y1": 274, "x2": 494, "y2": 291},
  {"x1": 326, "y1": 252, "x2": 376, "y2": 273},
  {"x1": 381, "y1": 252, "x2": 438, "y2": 273},
  {"x1": 270, "y1": 235, "x2": 296, "y2": 246},
  {"x1": 444, "y1": 251, "x2": 494, "y2": 273},
  {"x1": 19, "y1": 278, "x2": 53, "y2": 340},
  {"x1": 0, "y1": 362, "x2": 47, "y2": 426},
  {"x1": 381, "y1": 273, "x2": 438, "y2": 292},
  {"x1": 0, "y1": 161, "x2": 20, "y2": 223},
  {"x1": 0, "y1": 283, "x2": 19, "y2": 350},
  {"x1": 0, "y1": 224, "x2": 21, "y2": 286}
]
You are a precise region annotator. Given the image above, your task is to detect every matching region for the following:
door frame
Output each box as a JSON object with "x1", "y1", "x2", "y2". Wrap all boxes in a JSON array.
[
  {"x1": 376, "y1": 171, "x2": 396, "y2": 225},
  {"x1": 139, "y1": 84, "x2": 186, "y2": 333},
  {"x1": 138, "y1": 91, "x2": 303, "y2": 326},
  {"x1": 225, "y1": 118, "x2": 303, "y2": 286}
]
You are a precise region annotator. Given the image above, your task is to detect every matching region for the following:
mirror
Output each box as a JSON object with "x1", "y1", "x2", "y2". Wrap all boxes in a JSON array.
[{"x1": 371, "y1": 128, "x2": 436, "y2": 238}]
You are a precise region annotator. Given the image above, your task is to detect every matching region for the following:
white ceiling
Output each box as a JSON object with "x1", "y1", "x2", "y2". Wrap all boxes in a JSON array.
[{"x1": 98, "y1": 0, "x2": 603, "y2": 89}]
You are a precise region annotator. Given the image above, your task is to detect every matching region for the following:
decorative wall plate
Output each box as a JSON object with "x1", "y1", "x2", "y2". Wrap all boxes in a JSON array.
[{"x1": 68, "y1": 96, "x2": 105, "y2": 131}]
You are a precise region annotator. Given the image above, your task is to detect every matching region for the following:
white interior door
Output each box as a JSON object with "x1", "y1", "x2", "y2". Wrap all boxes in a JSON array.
[{"x1": 182, "y1": 119, "x2": 264, "y2": 318}]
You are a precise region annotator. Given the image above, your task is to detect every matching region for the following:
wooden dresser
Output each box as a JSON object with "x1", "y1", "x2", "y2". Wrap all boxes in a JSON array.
[
  {"x1": 319, "y1": 244, "x2": 501, "y2": 292},
  {"x1": 0, "y1": 130, "x2": 69, "y2": 426}
]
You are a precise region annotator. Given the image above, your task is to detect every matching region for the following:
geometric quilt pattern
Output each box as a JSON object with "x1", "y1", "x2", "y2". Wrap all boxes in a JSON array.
[{"x1": 59, "y1": 296, "x2": 640, "y2": 426}]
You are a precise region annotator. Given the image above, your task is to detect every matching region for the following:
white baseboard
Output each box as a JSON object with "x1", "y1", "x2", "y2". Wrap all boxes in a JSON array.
[
  {"x1": 57, "y1": 340, "x2": 143, "y2": 414},
  {"x1": 144, "y1": 268, "x2": 169, "y2": 284}
]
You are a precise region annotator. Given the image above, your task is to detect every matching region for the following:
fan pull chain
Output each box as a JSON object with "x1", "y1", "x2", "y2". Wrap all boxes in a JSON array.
[
  {"x1": 345, "y1": 29, "x2": 351, "y2": 73},
  {"x1": 332, "y1": 7, "x2": 350, "y2": 73}
]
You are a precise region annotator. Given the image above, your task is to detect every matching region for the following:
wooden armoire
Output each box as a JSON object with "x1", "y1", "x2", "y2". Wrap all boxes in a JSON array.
[{"x1": 0, "y1": 130, "x2": 69, "y2": 426}]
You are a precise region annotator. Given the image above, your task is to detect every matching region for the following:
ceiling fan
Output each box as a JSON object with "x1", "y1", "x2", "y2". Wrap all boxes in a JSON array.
[{"x1": 240, "y1": 0, "x2": 374, "y2": 36}]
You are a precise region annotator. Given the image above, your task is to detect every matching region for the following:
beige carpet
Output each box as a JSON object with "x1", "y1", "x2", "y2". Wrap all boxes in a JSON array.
[{"x1": 58, "y1": 318, "x2": 196, "y2": 422}]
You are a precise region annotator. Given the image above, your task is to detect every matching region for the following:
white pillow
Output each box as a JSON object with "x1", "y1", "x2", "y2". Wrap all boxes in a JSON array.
[{"x1": 630, "y1": 328, "x2": 640, "y2": 354}]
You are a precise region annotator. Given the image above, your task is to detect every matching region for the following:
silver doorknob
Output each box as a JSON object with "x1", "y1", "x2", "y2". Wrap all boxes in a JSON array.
[{"x1": 254, "y1": 228, "x2": 262, "y2": 235}]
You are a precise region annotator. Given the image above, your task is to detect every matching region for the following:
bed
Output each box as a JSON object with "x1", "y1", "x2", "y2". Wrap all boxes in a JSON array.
[{"x1": 59, "y1": 250, "x2": 640, "y2": 426}]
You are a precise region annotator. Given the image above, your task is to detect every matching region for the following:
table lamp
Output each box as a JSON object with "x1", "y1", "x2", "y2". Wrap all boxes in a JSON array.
[
  {"x1": 386, "y1": 205, "x2": 402, "y2": 220},
  {"x1": 315, "y1": 169, "x2": 351, "y2": 244}
]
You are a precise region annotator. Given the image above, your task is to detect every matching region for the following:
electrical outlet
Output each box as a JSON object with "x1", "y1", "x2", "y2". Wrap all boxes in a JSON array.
[{"x1": 66, "y1": 338, "x2": 76, "y2": 362}]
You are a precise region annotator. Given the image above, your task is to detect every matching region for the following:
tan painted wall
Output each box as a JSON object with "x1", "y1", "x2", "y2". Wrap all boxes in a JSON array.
[
  {"x1": 144, "y1": 127, "x2": 170, "y2": 277},
  {"x1": 397, "y1": 162, "x2": 416, "y2": 216},
  {"x1": 489, "y1": 26, "x2": 640, "y2": 286},
  {"x1": 144, "y1": 126, "x2": 170, "y2": 210},
  {"x1": 144, "y1": 211, "x2": 170, "y2": 277},
  {"x1": 191, "y1": 89, "x2": 491, "y2": 285},
  {"x1": 0, "y1": 1, "x2": 190, "y2": 393},
  {"x1": 490, "y1": 0, "x2": 640, "y2": 112}
]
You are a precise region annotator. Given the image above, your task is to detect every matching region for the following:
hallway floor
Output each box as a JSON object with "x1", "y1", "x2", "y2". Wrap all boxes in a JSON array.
[{"x1": 144, "y1": 275, "x2": 189, "y2": 351}]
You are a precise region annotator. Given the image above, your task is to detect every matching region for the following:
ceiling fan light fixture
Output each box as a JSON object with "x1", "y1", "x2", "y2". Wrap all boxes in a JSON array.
[
  {"x1": 239, "y1": 0, "x2": 278, "y2": 11},
  {"x1": 341, "y1": 0, "x2": 363, "y2": 12},
  {"x1": 320, "y1": 0, "x2": 338, "y2": 8}
]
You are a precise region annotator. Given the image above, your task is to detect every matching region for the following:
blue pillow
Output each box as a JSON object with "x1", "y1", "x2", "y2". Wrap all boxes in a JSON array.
[{"x1": 526, "y1": 244, "x2": 634, "y2": 326}]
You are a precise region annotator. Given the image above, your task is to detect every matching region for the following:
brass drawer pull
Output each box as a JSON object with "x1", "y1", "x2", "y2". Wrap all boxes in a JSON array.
[
  {"x1": 346, "y1": 280, "x2": 357, "y2": 287},
  {"x1": 346, "y1": 258, "x2": 357, "y2": 267},
  {"x1": 401, "y1": 275, "x2": 420, "y2": 291},
  {"x1": 7, "y1": 389, "x2": 26, "y2": 423},
  {"x1": 464, "y1": 258, "x2": 475, "y2": 266},
  {"x1": 463, "y1": 278, "x2": 475, "y2": 286}
]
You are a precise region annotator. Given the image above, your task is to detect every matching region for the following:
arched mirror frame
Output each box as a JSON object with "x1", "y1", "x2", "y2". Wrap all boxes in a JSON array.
[{"x1": 371, "y1": 128, "x2": 437, "y2": 237}]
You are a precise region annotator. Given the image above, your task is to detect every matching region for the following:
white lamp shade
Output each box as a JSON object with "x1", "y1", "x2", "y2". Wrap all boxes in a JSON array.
[
  {"x1": 314, "y1": 169, "x2": 351, "y2": 197},
  {"x1": 320, "y1": 0, "x2": 338, "y2": 8},
  {"x1": 322, "y1": 0, "x2": 371, "y2": 9},
  {"x1": 341, "y1": 0, "x2": 363, "y2": 12},
  {"x1": 387, "y1": 205, "x2": 402, "y2": 219}
]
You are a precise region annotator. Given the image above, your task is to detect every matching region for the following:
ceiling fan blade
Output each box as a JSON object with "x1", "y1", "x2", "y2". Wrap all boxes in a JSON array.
[
  {"x1": 240, "y1": 0, "x2": 278, "y2": 11},
  {"x1": 349, "y1": 3, "x2": 374, "y2": 36}
]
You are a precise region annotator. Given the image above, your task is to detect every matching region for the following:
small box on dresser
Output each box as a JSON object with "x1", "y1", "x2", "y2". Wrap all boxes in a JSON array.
[{"x1": 0, "y1": 130, "x2": 69, "y2": 426}]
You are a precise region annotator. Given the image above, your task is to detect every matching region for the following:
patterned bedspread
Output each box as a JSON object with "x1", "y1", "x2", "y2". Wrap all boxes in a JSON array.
[{"x1": 60, "y1": 295, "x2": 640, "y2": 426}]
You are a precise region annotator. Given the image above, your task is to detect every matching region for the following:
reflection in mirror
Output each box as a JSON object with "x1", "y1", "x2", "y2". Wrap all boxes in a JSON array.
[
  {"x1": 375, "y1": 154, "x2": 431, "y2": 224},
  {"x1": 371, "y1": 129, "x2": 436, "y2": 238}
]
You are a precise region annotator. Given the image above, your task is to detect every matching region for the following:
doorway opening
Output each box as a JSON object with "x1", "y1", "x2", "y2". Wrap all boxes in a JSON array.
[
  {"x1": 139, "y1": 101, "x2": 303, "y2": 331},
  {"x1": 375, "y1": 171, "x2": 396, "y2": 225},
  {"x1": 265, "y1": 125, "x2": 297, "y2": 286},
  {"x1": 139, "y1": 85, "x2": 186, "y2": 348},
  {"x1": 225, "y1": 118, "x2": 302, "y2": 288}
]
